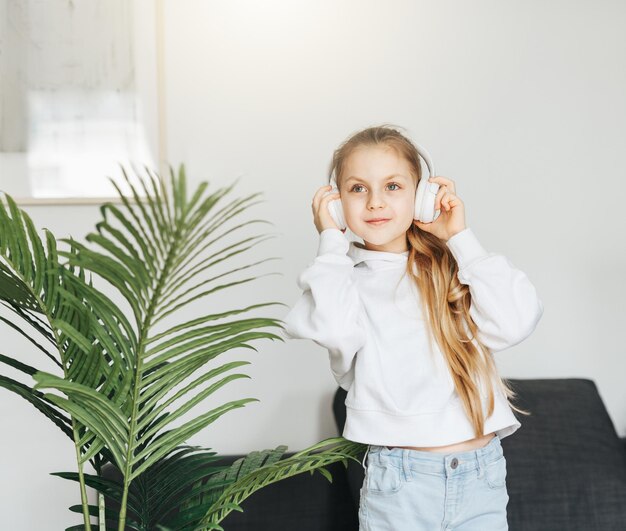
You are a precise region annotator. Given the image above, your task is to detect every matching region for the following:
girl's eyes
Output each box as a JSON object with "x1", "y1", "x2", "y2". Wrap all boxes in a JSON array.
[{"x1": 350, "y1": 183, "x2": 401, "y2": 192}]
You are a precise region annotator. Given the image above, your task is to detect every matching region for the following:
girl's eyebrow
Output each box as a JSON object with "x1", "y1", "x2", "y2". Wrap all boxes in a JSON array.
[{"x1": 345, "y1": 174, "x2": 409, "y2": 184}]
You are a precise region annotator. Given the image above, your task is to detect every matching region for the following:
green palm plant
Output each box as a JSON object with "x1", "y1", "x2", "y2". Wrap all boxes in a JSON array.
[
  {"x1": 0, "y1": 166, "x2": 366, "y2": 530},
  {"x1": 58, "y1": 436, "x2": 363, "y2": 530}
]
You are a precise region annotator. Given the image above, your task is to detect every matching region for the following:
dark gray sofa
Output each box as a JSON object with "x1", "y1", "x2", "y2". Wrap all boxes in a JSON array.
[{"x1": 220, "y1": 379, "x2": 626, "y2": 530}]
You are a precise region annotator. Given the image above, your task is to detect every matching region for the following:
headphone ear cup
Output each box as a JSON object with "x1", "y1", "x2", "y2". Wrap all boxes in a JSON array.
[
  {"x1": 414, "y1": 177, "x2": 441, "y2": 223},
  {"x1": 326, "y1": 174, "x2": 347, "y2": 230},
  {"x1": 328, "y1": 199, "x2": 346, "y2": 230},
  {"x1": 413, "y1": 142, "x2": 441, "y2": 223}
]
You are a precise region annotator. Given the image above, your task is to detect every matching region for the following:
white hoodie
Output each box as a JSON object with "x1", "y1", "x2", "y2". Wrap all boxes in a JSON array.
[{"x1": 280, "y1": 227, "x2": 544, "y2": 446}]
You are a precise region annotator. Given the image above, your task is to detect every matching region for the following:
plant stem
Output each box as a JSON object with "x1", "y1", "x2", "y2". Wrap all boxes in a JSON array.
[
  {"x1": 118, "y1": 219, "x2": 181, "y2": 530},
  {"x1": 99, "y1": 492, "x2": 105, "y2": 531},
  {"x1": 72, "y1": 423, "x2": 92, "y2": 531},
  {"x1": 118, "y1": 323, "x2": 149, "y2": 531}
]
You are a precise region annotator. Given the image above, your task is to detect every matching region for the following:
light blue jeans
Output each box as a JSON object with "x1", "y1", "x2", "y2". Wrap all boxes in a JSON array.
[{"x1": 358, "y1": 434, "x2": 509, "y2": 530}]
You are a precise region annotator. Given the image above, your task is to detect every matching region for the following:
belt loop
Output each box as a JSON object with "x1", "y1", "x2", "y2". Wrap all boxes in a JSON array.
[
  {"x1": 402, "y1": 449, "x2": 412, "y2": 482},
  {"x1": 361, "y1": 444, "x2": 371, "y2": 471},
  {"x1": 476, "y1": 448, "x2": 484, "y2": 479}
]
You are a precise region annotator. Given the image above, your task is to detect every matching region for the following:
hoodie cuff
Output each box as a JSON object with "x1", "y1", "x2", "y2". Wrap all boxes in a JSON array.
[
  {"x1": 445, "y1": 227, "x2": 489, "y2": 270},
  {"x1": 317, "y1": 228, "x2": 350, "y2": 257}
]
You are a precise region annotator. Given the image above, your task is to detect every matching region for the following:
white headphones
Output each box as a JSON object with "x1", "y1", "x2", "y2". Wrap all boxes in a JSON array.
[{"x1": 325, "y1": 142, "x2": 441, "y2": 231}]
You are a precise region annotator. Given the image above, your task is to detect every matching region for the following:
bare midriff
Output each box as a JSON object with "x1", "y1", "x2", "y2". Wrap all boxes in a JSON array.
[{"x1": 387, "y1": 432, "x2": 496, "y2": 453}]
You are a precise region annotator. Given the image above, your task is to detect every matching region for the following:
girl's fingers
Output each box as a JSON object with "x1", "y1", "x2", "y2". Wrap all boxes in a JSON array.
[
  {"x1": 312, "y1": 185, "x2": 333, "y2": 209},
  {"x1": 435, "y1": 188, "x2": 453, "y2": 210},
  {"x1": 430, "y1": 176, "x2": 456, "y2": 210},
  {"x1": 312, "y1": 185, "x2": 328, "y2": 204},
  {"x1": 443, "y1": 193, "x2": 459, "y2": 211},
  {"x1": 438, "y1": 191, "x2": 451, "y2": 211},
  {"x1": 312, "y1": 186, "x2": 339, "y2": 212},
  {"x1": 429, "y1": 176, "x2": 456, "y2": 195},
  {"x1": 429, "y1": 175, "x2": 454, "y2": 185},
  {"x1": 435, "y1": 186, "x2": 448, "y2": 210},
  {"x1": 321, "y1": 191, "x2": 340, "y2": 205}
]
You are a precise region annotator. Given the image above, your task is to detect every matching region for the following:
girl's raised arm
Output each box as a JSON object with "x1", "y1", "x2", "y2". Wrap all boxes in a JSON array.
[
  {"x1": 446, "y1": 227, "x2": 544, "y2": 353},
  {"x1": 281, "y1": 228, "x2": 367, "y2": 390}
]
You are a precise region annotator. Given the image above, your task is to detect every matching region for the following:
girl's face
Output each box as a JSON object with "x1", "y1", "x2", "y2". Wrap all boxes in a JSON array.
[{"x1": 340, "y1": 144, "x2": 417, "y2": 253}]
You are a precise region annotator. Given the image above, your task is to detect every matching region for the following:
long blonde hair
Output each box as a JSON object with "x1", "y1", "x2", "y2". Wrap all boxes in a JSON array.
[{"x1": 328, "y1": 124, "x2": 529, "y2": 438}]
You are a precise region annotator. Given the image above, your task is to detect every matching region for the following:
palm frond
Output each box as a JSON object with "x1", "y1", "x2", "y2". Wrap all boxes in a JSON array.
[
  {"x1": 193, "y1": 437, "x2": 366, "y2": 529},
  {"x1": 0, "y1": 189, "x2": 138, "y2": 529},
  {"x1": 1, "y1": 192, "x2": 136, "y2": 480},
  {"x1": 28, "y1": 165, "x2": 286, "y2": 530},
  {"x1": 0, "y1": 374, "x2": 73, "y2": 438}
]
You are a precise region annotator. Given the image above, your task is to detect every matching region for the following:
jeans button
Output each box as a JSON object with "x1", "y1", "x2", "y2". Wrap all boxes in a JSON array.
[{"x1": 450, "y1": 458, "x2": 459, "y2": 469}]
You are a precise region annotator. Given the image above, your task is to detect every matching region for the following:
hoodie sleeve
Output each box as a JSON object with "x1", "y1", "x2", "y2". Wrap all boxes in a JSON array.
[
  {"x1": 280, "y1": 228, "x2": 367, "y2": 390},
  {"x1": 445, "y1": 227, "x2": 544, "y2": 353}
]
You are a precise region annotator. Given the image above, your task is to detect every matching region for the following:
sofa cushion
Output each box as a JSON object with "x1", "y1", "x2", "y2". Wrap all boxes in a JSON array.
[
  {"x1": 501, "y1": 378, "x2": 626, "y2": 530},
  {"x1": 332, "y1": 378, "x2": 626, "y2": 531}
]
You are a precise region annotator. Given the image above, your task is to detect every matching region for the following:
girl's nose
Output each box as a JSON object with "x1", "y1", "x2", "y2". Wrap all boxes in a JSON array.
[
  {"x1": 367, "y1": 201, "x2": 385, "y2": 209},
  {"x1": 367, "y1": 197, "x2": 386, "y2": 209}
]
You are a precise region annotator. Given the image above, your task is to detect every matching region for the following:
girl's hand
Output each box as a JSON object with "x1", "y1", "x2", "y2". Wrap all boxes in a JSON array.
[
  {"x1": 413, "y1": 176, "x2": 466, "y2": 242},
  {"x1": 312, "y1": 185, "x2": 346, "y2": 234}
]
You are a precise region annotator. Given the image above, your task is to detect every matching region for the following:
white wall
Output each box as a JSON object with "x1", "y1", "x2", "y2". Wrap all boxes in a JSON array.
[
  {"x1": 1, "y1": 1, "x2": 625, "y2": 528},
  {"x1": 0, "y1": 0, "x2": 160, "y2": 200}
]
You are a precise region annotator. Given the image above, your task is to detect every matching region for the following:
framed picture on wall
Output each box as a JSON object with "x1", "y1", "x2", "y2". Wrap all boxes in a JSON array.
[{"x1": 0, "y1": 0, "x2": 166, "y2": 205}]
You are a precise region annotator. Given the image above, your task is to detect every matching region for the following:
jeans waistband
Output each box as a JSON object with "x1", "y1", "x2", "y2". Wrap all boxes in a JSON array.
[{"x1": 363, "y1": 434, "x2": 503, "y2": 475}]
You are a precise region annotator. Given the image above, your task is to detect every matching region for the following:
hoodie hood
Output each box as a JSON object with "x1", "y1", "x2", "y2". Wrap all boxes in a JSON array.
[{"x1": 347, "y1": 240, "x2": 409, "y2": 270}]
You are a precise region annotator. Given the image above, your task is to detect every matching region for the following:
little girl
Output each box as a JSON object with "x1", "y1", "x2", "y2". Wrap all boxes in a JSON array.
[{"x1": 281, "y1": 125, "x2": 544, "y2": 530}]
